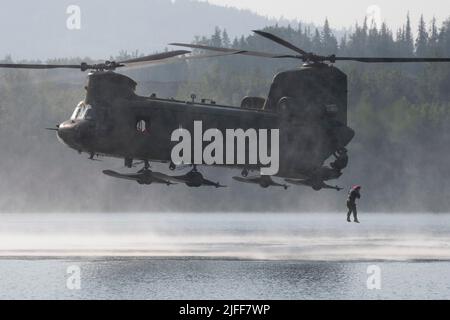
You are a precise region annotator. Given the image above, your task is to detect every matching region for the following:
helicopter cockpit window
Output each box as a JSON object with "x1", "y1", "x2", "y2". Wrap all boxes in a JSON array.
[
  {"x1": 71, "y1": 102, "x2": 95, "y2": 120},
  {"x1": 71, "y1": 102, "x2": 84, "y2": 120},
  {"x1": 136, "y1": 118, "x2": 151, "y2": 134}
]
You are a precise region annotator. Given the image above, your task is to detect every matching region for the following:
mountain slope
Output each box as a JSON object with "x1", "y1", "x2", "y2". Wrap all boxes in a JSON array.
[{"x1": 0, "y1": 0, "x2": 295, "y2": 60}]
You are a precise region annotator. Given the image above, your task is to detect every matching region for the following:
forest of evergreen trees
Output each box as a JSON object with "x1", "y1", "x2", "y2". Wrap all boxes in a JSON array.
[
  {"x1": 179, "y1": 15, "x2": 450, "y2": 105},
  {"x1": 194, "y1": 14, "x2": 450, "y2": 59}
]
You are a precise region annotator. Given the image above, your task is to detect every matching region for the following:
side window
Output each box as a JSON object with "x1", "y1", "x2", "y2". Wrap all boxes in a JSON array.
[{"x1": 136, "y1": 117, "x2": 151, "y2": 134}]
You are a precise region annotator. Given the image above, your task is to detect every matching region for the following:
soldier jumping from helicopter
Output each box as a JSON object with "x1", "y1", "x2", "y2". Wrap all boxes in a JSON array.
[{"x1": 347, "y1": 185, "x2": 361, "y2": 223}]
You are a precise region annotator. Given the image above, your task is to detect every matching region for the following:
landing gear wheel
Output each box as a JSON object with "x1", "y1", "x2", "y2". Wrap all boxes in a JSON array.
[
  {"x1": 259, "y1": 176, "x2": 271, "y2": 189},
  {"x1": 241, "y1": 168, "x2": 249, "y2": 177},
  {"x1": 169, "y1": 162, "x2": 176, "y2": 171}
]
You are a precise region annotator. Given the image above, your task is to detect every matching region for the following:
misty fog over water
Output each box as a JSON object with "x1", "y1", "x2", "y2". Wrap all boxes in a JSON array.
[
  {"x1": 0, "y1": 213, "x2": 449, "y2": 261},
  {"x1": 1, "y1": 213, "x2": 450, "y2": 299}
]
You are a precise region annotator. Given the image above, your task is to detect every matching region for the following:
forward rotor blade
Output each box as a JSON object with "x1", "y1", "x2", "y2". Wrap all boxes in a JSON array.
[
  {"x1": 253, "y1": 30, "x2": 308, "y2": 56},
  {"x1": 335, "y1": 57, "x2": 450, "y2": 63},
  {"x1": 169, "y1": 42, "x2": 284, "y2": 58},
  {"x1": 119, "y1": 50, "x2": 190, "y2": 65},
  {"x1": 0, "y1": 50, "x2": 194, "y2": 71},
  {"x1": 122, "y1": 52, "x2": 240, "y2": 70},
  {"x1": 0, "y1": 63, "x2": 81, "y2": 70}
]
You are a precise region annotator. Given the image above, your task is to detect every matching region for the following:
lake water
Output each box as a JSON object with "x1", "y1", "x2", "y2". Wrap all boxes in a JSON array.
[{"x1": 0, "y1": 213, "x2": 449, "y2": 299}]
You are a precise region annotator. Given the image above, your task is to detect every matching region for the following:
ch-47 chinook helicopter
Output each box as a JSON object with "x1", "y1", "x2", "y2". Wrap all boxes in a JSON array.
[{"x1": 2, "y1": 30, "x2": 450, "y2": 191}]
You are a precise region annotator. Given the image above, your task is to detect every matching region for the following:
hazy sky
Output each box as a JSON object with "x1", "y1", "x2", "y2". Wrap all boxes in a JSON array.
[
  {"x1": 203, "y1": 0, "x2": 450, "y2": 31},
  {"x1": 0, "y1": 0, "x2": 448, "y2": 59}
]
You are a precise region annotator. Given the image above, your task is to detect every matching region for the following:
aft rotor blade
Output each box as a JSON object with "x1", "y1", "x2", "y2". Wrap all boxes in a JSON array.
[
  {"x1": 182, "y1": 52, "x2": 247, "y2": 60},
  {"x1": 253, "y1": 30, "x2": 309, "y2": 56},
  {"x1": 335, "y1": 57, "x2": 450, "y2": 63},
  {"x1": 169, "y1": 42, "x2": 285, "y2": 58},
  {"x1": 0, "y1": 63, "x2": 82, "y2": 70},
  {"x1": 118, "y1": 50, "x2": 191, "y2": 65}
]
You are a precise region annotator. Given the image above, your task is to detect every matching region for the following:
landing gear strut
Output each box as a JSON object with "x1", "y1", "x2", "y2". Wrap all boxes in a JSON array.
[
  {"x1": 137, "y1": 160, "x2": 151, "y2": 173},
  {"x1": 125, "y1": 158, "x2": 133, "y2": 168},
  {"x1": 330, "y1": 148, "x2": 348, "y2": 171}
]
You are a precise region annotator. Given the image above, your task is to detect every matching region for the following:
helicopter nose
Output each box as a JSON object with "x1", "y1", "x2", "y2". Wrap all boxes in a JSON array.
[{"x1": 57, "y1": 121, "x2": 79, "y2": 149}]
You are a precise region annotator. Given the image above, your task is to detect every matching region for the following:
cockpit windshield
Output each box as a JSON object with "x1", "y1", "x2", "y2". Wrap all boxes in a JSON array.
[{"x1": 71, "y1": 102, "x2": 95, "y2": 120}]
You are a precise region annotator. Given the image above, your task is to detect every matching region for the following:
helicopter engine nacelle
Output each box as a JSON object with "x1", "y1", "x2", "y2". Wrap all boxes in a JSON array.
[
  {"x1": 259, "y1": 176, "x2": 272, "y2": 188},
  {"x1": 184, "y1": 171, "x2": 204, "y2": 187}
]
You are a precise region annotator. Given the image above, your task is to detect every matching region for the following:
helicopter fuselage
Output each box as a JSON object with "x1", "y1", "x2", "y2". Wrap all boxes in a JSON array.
[{"x1": 57, "y1": 68, "x2": 355, "y2": 181}]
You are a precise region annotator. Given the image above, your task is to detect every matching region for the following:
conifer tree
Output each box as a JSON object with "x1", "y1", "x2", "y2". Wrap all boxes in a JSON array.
[
  {"x1": 322, "y1": 19, "x2": 338, "y2": 54},
  {"x1": 222, "y1": 29, "x2": 231, "y2": 48},
  {"x1": 211, "y1": 27, "x2": 222, "y2": 47},
  {"x1": 405, "y1": 13, "x2": 415, "y2": 55},
  {"x1": 416, "y1": 15, "x2": 429, "y2": 56}
]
